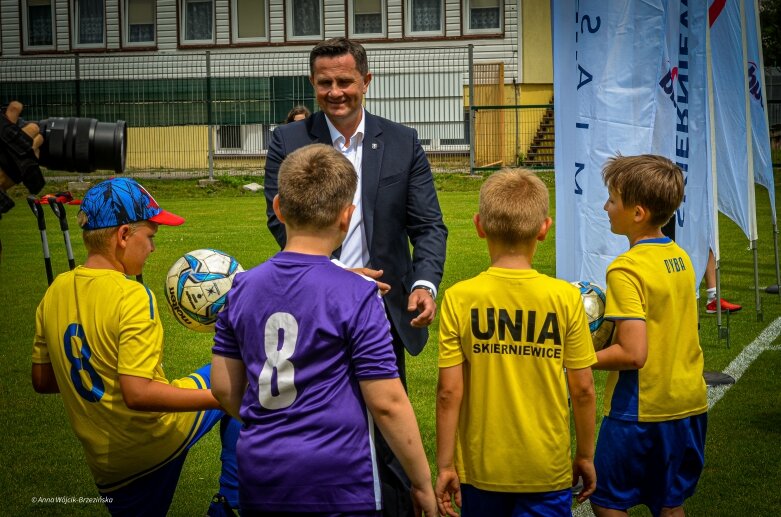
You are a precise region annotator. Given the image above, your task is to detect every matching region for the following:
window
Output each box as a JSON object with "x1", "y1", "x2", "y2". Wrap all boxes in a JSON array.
[
  {"x1": 464, "y1": 0, "x2": 501, "y2": 33},
  {"x1": 407, "y1": 0, "x2": 443, "y2": 36},
  {"x1": 232, "y1": 0, "x2": 267, "y2": 43},
  {"x1": 215, "y1": 124, "x2": 275, "y2": 154},
  {"x1": 124, "y1": 0, "x2": 155, "y2": 46},
  {"x1": 218, "y1": 125, "x2": 243, "y2": 150},
  {"x1": 350, "y1": 0, "x2": 384, "y2": 38},
  {"x1": 23, "y1": 0, "x2": 55, "y2": 50},
  {"x1": 287, "y1": 0, "x2": 322, "y2": 40},
  {"x1": 73, "y1": 0, "x2": 106, "y2": 48},
  {"x1": 181, "y1": 0, "x2": 214, "y2": 44}
]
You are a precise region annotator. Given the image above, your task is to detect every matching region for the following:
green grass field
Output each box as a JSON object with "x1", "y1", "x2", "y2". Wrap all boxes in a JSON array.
[{"x1": 1, "y1": 172, "x2": 780, "y2": 516}]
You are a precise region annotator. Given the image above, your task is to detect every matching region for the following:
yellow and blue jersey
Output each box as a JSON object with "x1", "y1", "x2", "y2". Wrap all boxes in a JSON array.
[
  {"x1": 32, "y1": 267, "x2": 207, "y2": 491},
  {"x1": 603, "y1": 237, "x2": 707, "y2": 422},
  {"x1": 438, "y1": 267, "x2": 596, "y2": 492}
]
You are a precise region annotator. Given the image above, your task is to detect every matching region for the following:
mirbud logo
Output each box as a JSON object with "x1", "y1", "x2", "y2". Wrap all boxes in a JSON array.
[
  {"x1": 748, "y1": 61, "x2": 763, "y2": 106},
  {"x1": 659, "y1": 66, "x2": 680, "y2": 108}
]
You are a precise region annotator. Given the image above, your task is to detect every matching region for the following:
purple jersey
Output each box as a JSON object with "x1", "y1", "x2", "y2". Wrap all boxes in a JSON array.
[{"x1": 213, "y1": 252, "x2": 398, "y2": 513}]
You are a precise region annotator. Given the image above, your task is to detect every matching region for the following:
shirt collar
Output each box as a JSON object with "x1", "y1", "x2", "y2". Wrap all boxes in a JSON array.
[{"x1": 325, "y1": 108, "x2": 366, "y2": 148}]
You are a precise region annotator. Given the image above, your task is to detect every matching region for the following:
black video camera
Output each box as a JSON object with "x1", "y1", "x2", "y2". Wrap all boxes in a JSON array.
[
  {"x1": 37, "y1": 117, "x2": 127, "y2": 174},
  {"x1": 0, "y1": 104, "x2": 126, "y2": 217}
]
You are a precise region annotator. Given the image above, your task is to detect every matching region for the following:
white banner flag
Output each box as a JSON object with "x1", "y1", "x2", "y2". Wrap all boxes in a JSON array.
[
  {"x1": 553, "y1": 0, "x2": 711, "y2": 288},
  {"x1": 746, "y1": 0, "x2": 776, "y2": 220},
  {"x1": 708, "y1": 0, "x2": 755, "y2": 239}
]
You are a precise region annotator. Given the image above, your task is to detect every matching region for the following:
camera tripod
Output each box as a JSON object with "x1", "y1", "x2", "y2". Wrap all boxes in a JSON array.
[{"x1": 27, "y1": 193, "x2": 146, "y2": 286}]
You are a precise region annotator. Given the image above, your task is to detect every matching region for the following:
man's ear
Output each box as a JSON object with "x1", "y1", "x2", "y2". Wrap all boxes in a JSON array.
[
  {"x1": 362, "y1": 72, "x2": 373, "y2": 92},
  {"x1": 340, "y1": 204, "x2": 356, "y2": 233},
  {"x1": 473, "y1": 213, "x2": 487, "y2": 239},
  {"x1": 272, "y1": 195, "x2": 286, "y2": 224},
  {"x1": 537, "y1": 216, "x2": 553, "y2": 241}
]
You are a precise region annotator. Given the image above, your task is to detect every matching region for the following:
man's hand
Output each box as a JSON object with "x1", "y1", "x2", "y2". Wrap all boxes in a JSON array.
[
  {"x1": 348, "y1": 267, "x2": 391, "y2": 296},
  {"x1": 4, "y1": 102, "x2": 43, "y2": 156},
  {"x1": 408, "y1": 288, "x2": 436, "y2": 328},
  {"x1": 0, "y1": 101, "x2": 45, "y2": 194}
]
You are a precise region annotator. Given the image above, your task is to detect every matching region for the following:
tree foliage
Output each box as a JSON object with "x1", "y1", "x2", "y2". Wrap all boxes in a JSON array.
[{"x1": 761, "y1": 0, "x2": 781, "y2": 65}]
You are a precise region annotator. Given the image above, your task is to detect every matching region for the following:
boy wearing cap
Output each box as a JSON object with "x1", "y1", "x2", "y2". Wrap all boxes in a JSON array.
[{"x1": 31, "y1": 177, "x2": 239, "y2": 517}]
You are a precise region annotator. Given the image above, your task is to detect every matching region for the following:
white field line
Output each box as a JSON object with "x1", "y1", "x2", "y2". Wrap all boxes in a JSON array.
[
  {"x1": 573, "y1": 316, "x2": 781, "y2": 517},
  {"x1": 707, "y1": 316, "x2": 781, "y2": 409}
]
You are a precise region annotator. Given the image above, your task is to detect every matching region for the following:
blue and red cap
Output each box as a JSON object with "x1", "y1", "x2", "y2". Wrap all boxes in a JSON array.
[{"x1": 79, "y1": 177, "x2": 184, "y2": 230}]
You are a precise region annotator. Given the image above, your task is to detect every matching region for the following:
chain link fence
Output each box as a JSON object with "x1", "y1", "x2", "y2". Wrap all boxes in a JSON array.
[{"x1": 1, "y1": 47, "x2": 473, "y2": 177}]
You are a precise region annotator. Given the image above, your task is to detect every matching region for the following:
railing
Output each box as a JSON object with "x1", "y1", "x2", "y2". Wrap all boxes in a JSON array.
[
  {"x1": 471, "y1": 104, "x2": 555, "y2": 172},
  {"x1": 0, "y1": 46, "x2": 472, "y2": 177}
]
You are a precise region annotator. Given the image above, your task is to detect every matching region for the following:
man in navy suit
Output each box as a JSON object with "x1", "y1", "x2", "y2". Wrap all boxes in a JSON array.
[{"x1": 263, "y1": 37, "x2": 447, "y2": 516}]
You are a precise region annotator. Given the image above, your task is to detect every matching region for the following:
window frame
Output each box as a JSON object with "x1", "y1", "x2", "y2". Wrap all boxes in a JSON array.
[
  {"x1": 285, "y1": 0, "x2": 323, "y2": 41},
  {"x1": 122, "y1": 0, "x2": 156, "y2": 47},
  {"x1": 462, "y1": 0, "x2": 503, "y2": 35},
  {"x1": 180, "y1": 0, "x2": 215, "y2": 46},
  {"x1": 405, "y1": 0, "x2": 444, "y2": 37},
  {"x1": 231, "y1": 0, "x2": 269, "y2": 44},
  {"x1": 72, "y1": 0, "x2": 107, "y2": 50},
  {"x1": 215, "y1": 124, "x2": 276, "y2": 155},
  {"x1": 348, "y1": 0, "x2": 386, "y2": 40},
  {"x1": 22, "y1": 0, "x2": 56, "y2": 52}
]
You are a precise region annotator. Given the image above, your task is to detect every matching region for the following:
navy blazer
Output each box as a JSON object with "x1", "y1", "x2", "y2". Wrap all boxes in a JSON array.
[{"x1": 263, "y1": 111, "x2": 448, "y2": 356}]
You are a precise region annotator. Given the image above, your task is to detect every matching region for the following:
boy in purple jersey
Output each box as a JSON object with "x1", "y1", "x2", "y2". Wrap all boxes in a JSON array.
[{"x1": 210, "y1": 143, "x2": 437, "y2": 516}]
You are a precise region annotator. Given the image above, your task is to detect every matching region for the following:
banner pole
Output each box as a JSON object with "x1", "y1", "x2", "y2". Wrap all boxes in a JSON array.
[
  {"x1": 707, "y1": 4, "x2": 727, "y2": 340},
  {"x1": 739, "y1": 0, "x2": 762, "y2": 322},
  {"x1": 753, "y1": 0, "x2": 781, "y2": 297}
]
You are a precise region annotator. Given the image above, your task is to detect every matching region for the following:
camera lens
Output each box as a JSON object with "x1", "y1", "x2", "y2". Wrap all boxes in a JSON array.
[{"x1": 38, "y1": 117, "x2": 126, "y2": 173}]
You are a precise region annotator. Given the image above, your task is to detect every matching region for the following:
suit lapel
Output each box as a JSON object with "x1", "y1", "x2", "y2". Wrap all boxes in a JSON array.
[
  {"x1": 361, "y1": 113, "x2": 383, "y2": 254},
  {"x1": 309, "y1": 112, "x2": 333, "y2": 145}
]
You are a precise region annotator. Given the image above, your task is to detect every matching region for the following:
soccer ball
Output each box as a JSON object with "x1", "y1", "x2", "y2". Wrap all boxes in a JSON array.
[
  {"x1": 165, "y1": 249, "x2": 244, "y2": 332},
  {"x1": 571, "y1": 281, "x2": 615, "y2": 351}
]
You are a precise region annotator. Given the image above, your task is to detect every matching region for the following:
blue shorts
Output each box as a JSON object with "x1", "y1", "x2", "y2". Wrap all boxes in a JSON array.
[
  {"x1": 101, "y1": 364, "x2": 239, "y2": 516},
  {"x1": 590, "y1": 413, "x2": 707, "y2": 516},
  {"x1": 461, "y1": 484, "x2": 572, "y2": 517}
]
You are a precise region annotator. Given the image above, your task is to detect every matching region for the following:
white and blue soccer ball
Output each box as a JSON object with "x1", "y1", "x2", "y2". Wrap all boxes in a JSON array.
[
  {"x1": 165, "y1": 248, "x2": 244, "y2": 332},
  {"x1": 571, "y1": 280, "x2": 615, "y2": 351}
]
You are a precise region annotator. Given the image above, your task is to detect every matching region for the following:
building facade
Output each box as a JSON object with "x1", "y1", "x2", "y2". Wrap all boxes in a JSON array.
[{"x1": 0, "y1": 0, "x2": 554, "y2": 172}]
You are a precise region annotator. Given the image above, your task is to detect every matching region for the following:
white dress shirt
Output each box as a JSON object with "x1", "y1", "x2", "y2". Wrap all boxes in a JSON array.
[{"x1": 324, "y1": 110, "x2": 438, "y2": 297}]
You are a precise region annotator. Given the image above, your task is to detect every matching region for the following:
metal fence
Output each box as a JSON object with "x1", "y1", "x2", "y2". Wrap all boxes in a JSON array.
[
  {"x1": 0, "y1": 46, "x2": 562, "y2": 177},
  {"x1": 6, "y1": 60, "x2": 781, "y2": 178},
  {"x1": 0, "y1": 47, "x2": 477, "y2": 176}
]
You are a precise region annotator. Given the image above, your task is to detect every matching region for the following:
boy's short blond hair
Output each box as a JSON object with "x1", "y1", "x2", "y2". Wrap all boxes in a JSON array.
[
  {"x1": 278, "y1": 143, "x2": 357, "y2": 230},
  {"x1": 602, "y1": 154, "x2": 684, "y2": 227},
  {"x1": 479, "y1": 168, "x2": 549, "y2": 244},
  {"x1": 77, "y1": 211, "x2": 152, "y2": 254}
]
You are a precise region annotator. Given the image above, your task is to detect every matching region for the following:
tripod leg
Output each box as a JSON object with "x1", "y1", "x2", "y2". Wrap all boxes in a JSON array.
[
  {"x1": 48, "y1": 198, "x2": 76, "y2": 270},
  {"x1": 27, "y1": 196, "x2": 53, "y2": 285}
]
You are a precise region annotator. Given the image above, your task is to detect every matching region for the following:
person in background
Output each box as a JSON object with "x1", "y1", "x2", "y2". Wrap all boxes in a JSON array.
[{"x1": 285, "y1": 105, "x2": 311, "y2": 123}]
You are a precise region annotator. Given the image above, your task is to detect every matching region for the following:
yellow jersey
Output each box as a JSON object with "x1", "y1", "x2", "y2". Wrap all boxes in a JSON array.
[
  {"x1": 32, "y1": 267, "x2": 206, "y2": 491},
  {"x1": 439, "y1": 267, "x2": 596, "y2": 492},
  {"x1": 603, "y1": 238, "x2": 707, "y2": 422}
]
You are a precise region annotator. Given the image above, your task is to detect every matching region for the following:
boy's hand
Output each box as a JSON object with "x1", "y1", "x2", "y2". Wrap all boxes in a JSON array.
[
  {"x1": 435, "y1": 467, "x2": 461, "y2": 517},
  {"x1": 408, "y1": 289, "x2": 436, "y2": 327},
  {"x1": 572, "y1": 455, "x2": 596, "y2": 503},
  {"x1": 411, "y1": 483, "x2": 438, "y2": 517}
]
